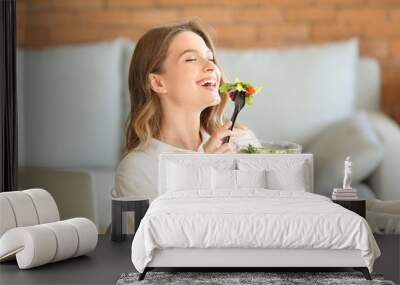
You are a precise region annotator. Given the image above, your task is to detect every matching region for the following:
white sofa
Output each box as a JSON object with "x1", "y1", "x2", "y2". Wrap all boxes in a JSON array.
[{"x1": 16, "y1": 37, "x2": 400, "y2": 234}]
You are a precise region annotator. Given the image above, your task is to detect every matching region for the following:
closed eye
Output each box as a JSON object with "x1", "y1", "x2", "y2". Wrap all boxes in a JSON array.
[{"x1": 185, "y1": 58, "x2": 215, "y2": 62}]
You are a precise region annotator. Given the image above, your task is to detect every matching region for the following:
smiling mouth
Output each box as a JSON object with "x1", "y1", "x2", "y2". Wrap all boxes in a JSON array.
[
  {"x1": 200, "y1": 84, "x2": 218, "y2": 92},
  {"x1": 196, "y1": 78, "x2": 218, "y2": 92}
]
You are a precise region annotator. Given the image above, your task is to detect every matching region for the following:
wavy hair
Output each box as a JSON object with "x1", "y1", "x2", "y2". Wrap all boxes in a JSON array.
[{"x1": 124, "y1": 20, "x2": 245, "y2": 156}]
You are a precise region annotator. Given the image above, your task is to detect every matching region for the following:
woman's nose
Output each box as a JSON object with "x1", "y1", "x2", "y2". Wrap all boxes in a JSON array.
[{"x1": 203, "y1": 59, "x2": 216, "y2": 72}]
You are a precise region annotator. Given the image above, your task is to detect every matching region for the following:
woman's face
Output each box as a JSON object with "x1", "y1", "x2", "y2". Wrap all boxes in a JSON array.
[{"x1": 149, "y1": 31, "x2": 222, "y2": 109}]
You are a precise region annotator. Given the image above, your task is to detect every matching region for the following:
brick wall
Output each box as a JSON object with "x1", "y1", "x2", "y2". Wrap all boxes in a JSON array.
[{"x1": 17, "y1": 0, "x2": 400, "y2": 124}]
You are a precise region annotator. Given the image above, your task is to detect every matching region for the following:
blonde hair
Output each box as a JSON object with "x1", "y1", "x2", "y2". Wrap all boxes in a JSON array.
[{"x1": 124, "y1": 20, "x2": 246, "y2": 156}]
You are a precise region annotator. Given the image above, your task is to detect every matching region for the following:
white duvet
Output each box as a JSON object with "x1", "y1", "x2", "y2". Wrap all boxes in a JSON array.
[{"x1": 131, "y1": 189, "x2": 381, "y2": 273}]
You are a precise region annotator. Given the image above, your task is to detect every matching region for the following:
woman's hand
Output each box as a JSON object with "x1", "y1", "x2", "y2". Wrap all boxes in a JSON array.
[{"x1": 202, "y1": 121, "x2": 246, "y2": 154}]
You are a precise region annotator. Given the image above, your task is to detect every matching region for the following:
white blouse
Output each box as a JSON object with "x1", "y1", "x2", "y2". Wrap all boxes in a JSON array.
[{"x1": 114, "y1": 128, "x2": 260, "y2": 201}]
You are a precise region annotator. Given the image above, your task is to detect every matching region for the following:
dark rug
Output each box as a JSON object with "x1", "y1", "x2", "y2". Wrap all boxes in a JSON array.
[{"x1": 116, "y1": 271, "x2": 396, "y2": 285}]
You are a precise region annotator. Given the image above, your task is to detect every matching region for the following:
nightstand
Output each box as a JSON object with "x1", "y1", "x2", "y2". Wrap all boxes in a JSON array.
[
  {"x1": 111, "y1": 197, "x2": 149, "y2": 242},
  {"x1": 332, "y1": 199, "x2": 366, "y2": 218}
]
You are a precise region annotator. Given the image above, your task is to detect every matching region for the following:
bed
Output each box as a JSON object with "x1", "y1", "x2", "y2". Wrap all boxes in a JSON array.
[{"x1": 131, "y1": 153, "x2": 381, "y2": 281}]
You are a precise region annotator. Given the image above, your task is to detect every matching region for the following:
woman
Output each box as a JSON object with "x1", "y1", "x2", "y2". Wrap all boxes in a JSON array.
[{"x1": 115, "y1": 20, "x2": 260, "y2": 201}]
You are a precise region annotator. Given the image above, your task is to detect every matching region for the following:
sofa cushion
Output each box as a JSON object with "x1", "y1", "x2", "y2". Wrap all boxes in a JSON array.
[
  {"x1": 216, "y1": 38, "x2": 358, "y2": 146},
  {"x1": 353, "y1": 183, "x2": 377, "y2": 200},
  {"x1": 20, "y1": 38, "x2": 128, "y2": 169},
  {"x1": 305, "y1": 111, "x2": 384, "y2": 197}
]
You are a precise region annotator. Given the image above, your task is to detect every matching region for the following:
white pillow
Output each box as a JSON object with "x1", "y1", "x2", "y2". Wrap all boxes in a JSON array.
[
  {"x1": 237, "y1": 159, "x2": 309, "y2": 191},
  {"x1": 305, "y1": 111, "x2": 384, "y2": 197},
  {"x1": 211, "y1": 168, "x2": 268, "y2": 190},
  {"x1": 212, "y1": 168, "x2": 237, "y2": 190},
  {"x1": 167, "y1": 162, "x2": 212, "y2": 191},
  {"x1": 266, "y1": 161, "x2": 307, "y2": 191},
  {"x1": 236, "y1": 169, "x2": 268, "y2": 189}
]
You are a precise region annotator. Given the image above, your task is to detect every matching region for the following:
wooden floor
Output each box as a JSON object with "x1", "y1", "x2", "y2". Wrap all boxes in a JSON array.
[
  {"x1": 373, "y1": 234, "x2": 400, "y2": 284},
  {"x1": 0, "y1": 234, "x2": 398, "y2": 284},
  {"x1": 0, "y1": 235, "x2": 133, "y2": 285}
]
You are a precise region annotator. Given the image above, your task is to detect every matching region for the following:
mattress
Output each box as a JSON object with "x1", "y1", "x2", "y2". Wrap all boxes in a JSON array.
[{"x1": 131, "y1": 189, "x2": 381, "y2": 273}]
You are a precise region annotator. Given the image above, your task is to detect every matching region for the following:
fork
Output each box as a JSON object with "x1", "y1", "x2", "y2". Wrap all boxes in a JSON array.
[{"x1": 223, "y1": 91, "x2": 246, "y2": 144}]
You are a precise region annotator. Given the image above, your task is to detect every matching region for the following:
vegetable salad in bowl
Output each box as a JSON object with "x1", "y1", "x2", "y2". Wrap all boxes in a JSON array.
[{"x1": 239, "y1": 140, "x2": 302, "y2": 154}]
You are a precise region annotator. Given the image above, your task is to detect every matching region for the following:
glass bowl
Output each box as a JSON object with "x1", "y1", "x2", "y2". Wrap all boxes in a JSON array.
[{"x1": 238, "y1": 140, "x2": 302, "y2": 154}]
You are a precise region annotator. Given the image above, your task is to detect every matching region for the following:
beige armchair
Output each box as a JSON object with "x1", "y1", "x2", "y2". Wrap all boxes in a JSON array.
[{"x1": 18, "y1": 167, "x2": 114, "y2": 234}]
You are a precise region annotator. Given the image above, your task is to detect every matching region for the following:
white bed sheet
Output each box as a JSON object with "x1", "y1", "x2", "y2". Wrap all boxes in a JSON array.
[{"x1": 131, "y1": 189, "x2": 380, "y2": 273}]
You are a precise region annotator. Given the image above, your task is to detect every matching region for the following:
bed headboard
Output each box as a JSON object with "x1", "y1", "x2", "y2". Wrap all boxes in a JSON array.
[{"x1": 158, "y1": 153, "x2": 314, "y2": 194}]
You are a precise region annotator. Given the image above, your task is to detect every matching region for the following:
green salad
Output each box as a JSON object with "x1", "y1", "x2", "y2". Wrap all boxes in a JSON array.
[{"x1": 239, "y1": 143, "x2": 300, "y2": 154}]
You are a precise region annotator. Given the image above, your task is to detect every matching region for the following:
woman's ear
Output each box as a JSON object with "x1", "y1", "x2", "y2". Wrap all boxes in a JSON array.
[{"x1": 149, "y1": 73, "x2": 167, "y2": 94}]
